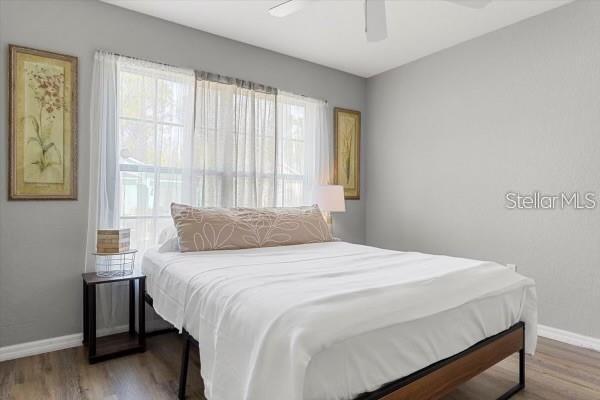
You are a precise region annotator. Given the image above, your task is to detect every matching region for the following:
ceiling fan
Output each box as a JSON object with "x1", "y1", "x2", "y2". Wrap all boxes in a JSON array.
[{"x1": 268, "y1": 0, "x2": 494, "y2": 42}]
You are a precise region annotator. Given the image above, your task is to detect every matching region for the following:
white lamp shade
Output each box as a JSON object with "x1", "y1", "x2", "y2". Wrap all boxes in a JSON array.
[{"x1": 315, "y1": 185, "x2": 346, "y2": 212}]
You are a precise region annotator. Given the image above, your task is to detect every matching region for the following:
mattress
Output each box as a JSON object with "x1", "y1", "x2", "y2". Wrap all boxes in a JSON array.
[{"x1": 142, "y1": 242, "x2": 537, "y2": 400}]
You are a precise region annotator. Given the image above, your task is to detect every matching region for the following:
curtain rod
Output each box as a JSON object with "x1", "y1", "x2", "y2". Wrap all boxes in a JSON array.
[{"x1": 97, "y1": 49, "x2": 328, "y2": 104}]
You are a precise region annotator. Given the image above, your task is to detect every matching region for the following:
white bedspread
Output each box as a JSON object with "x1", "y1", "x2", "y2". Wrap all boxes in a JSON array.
[{"x1": 143, "y1": 242, "x2": 537, "y2": 400}]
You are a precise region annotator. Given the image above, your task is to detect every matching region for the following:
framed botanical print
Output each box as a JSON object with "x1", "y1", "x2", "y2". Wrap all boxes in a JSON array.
[
  {"x1": 9, "y1": 45, "x2": 78, "y2": 200},
  {"x1": 334, "y1": 108, "x2": 360, "y2": 200}
]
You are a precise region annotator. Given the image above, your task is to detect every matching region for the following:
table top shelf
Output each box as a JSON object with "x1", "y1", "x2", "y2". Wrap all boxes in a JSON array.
[
  {"x1": 92, "y1": 249, "x2": 138, "y2": 256},
  {"x1": 82, "y1": 271, "x2": 145, "y2": 285}
]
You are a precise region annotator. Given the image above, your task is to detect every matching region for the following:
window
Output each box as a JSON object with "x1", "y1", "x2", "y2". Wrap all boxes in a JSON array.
[
  {"x1": 116, "y1": 59, "x2": 329, "y2": 255},
  {"x1": 117, "y1": 63, "x2": 194, "y2": 252}
]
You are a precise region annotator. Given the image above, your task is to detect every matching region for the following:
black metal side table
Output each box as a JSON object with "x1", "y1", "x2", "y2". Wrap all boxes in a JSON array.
[{"x1": 82, "y1": 271, "x2": 146, "y2": 363}]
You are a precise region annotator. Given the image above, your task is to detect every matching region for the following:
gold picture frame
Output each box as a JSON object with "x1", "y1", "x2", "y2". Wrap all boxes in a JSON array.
[
  {"x1": 334, "y1": 108, "x2": 360, "y2": 200},
  {"x1": 9, "y1": 45, "x2": 78, "y2": 200}
]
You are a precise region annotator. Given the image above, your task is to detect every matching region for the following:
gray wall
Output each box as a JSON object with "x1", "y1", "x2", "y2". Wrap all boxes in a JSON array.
[
  {"x1": 366, "y1": 0, "x2": 600, "y2": 338},
  {"x1": 0, "y1": 0, "x2": 366, "y2": 347}
]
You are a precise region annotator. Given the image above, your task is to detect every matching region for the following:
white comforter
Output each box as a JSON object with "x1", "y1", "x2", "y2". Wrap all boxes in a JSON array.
[{"x1": 146, "y1": 242, "x2": 537, "y2": 400}]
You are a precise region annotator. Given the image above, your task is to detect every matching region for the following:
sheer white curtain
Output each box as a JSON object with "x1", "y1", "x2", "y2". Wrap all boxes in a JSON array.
[
  {"x1": 194, "y1": 76, "x2": 277, "y2": 208},
  {"x1": 276, "y1": 91, "x2": 332, "y2": 206},
  {"x1": 86, "y1": 51, "x2": 119, "y2": 271},
  {"x1": 189, "y1": 77, "x2": 331, "y2": 209},
  {"x1": 85, "y1": 51, "x2": 121, "y2": 328}
]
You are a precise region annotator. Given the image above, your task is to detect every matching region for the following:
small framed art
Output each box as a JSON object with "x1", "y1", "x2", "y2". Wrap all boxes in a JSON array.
[
  {"x1": 9, "y1": 45, "x2": 78, "y2": 200},
  {"x1": 334, "y1": 107, "x2": 360, "y2": 200}
]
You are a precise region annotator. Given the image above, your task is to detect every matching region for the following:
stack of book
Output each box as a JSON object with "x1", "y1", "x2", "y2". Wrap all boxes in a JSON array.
[{"x1": 96, "y1": 229, "x2": 131, "y2": 253}]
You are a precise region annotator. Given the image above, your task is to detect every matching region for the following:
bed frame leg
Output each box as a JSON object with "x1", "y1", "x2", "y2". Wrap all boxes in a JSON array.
[
  {"x1": 178, "y1": 330, "x2": 191, "y2": 400},
  {"x1": 519, "y1": 348, "x2": 525, "y2": 388},
  {"x1": 496, "y1": 347, "x2": 525, "y2": 400}
]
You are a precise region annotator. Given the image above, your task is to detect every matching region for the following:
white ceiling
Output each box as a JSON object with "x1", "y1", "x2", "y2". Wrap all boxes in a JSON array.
[{"x1": 102, "y1": 0, "x2": 573, "y2": 78}]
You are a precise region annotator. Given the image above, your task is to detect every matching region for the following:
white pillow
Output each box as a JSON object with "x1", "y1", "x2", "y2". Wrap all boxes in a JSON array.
[{"x1": 158, "y1": 225, "x2": 180, "y2": 252}]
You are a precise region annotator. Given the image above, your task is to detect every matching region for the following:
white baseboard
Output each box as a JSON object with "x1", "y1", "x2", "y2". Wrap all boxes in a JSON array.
[
  {"x1": 538, "y1": 324, "x2": 600, "y2": 352},
  {"x1": 0, "y1": 324, "x2": 138, "y2": 362},
  {"x1": 0, "y1": 333, "x2": 83, "y2": 362}
]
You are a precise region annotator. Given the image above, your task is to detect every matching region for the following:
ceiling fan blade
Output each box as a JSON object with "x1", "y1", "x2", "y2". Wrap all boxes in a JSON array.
[
  {"x1": 268, "y1": 0, "x2": 314, "y2": 17},
  {"x1": 446, "y1": 0, "x2": 494, "y2": 9},
  {"x1": 365, "y1": 0, "x2": 387, "y2": 42}
]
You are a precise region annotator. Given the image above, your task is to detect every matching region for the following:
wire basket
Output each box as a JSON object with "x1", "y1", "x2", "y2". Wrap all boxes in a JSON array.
[{"x1": 93, "y1": 249, "x2": 137, "y2": 277}]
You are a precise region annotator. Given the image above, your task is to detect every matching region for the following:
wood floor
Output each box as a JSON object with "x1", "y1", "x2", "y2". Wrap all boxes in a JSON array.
[{"x1": 1, "y1": 334, "x2": 599, "y2": 400}]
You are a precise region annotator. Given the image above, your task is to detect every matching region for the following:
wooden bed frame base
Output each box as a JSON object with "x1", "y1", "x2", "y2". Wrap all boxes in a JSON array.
[{"x1": 145, "y1": 294, "x2": 525, "y2": 400}]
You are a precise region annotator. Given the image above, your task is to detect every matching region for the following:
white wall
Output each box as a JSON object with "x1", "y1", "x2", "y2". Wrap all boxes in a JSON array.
[
  {"x1": 0, "y1": 0, "x2": 366, "y2": 347},
  {"x1": 366, "y1": 0, "x2": 600, "y2": 338}
]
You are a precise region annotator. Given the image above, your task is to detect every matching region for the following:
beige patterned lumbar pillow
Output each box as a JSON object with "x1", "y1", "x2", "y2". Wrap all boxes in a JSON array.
[{"x1": 171, "y1": 203, "x2": 332, "y2": 252}]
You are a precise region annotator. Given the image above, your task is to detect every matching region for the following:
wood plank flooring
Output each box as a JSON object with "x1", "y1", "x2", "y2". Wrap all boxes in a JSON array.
[{"x1": 1, "y1": 334, "x2": 599, "y2": 400}]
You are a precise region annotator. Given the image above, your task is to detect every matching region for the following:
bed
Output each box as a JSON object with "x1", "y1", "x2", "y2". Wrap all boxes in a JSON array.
[{"x1": 142, "y1": 241, "x2": 537, "y2": 400}]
